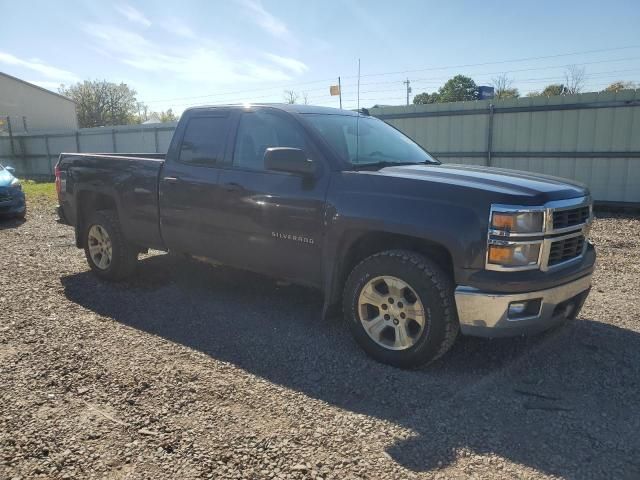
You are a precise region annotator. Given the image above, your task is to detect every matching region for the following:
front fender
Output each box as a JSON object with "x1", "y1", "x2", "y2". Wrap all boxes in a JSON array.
[{"x1": 320, "y1": 188, "x2": 486, "y2": 316}]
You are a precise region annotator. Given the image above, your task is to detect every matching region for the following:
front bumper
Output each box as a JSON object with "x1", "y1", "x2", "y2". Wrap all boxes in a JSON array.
[
  {"x1": 0, "y1": 190, "x2": 26, "y2": 217},
  {"x1": 455, "y1": 273, "x2": 592, "y2": 337}
]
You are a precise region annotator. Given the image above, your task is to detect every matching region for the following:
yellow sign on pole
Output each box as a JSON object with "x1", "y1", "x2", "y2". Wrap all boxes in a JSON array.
[{"x1": 330, "y1": 85, "x2": 341, "y2": 96}]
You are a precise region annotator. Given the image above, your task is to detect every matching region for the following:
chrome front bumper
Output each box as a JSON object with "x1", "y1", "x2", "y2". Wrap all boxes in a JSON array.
[{"x1": 455, "y1": 274, "x2": 592, "y2": 337}]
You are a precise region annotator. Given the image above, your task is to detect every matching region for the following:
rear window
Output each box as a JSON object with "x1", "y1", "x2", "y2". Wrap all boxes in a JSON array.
[{"x1": 179, "y1": 116, "x2": 229, "y2": 166}]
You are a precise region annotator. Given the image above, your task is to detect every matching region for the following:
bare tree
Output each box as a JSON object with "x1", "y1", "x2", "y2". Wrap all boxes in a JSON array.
[
  {"x1": 301, "y1": 91, "x2": 310, "y2": 105},
  {"x1": 283, "y1": 90, "x2": 298, "y2": 104},
  {"x1": 564, "y1": 65, "x2": 586, "y2": 94},
  {"x1": 490, "y1": 74, "x2": 520, "y2": 99}
]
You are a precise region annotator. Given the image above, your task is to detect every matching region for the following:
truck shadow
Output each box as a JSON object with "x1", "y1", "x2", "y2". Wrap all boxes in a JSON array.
[
  {"x1": 61, "y1": 253, "x2": 640, "y2": 478},
  {"x1": 0, "y1": 217, "x2": 26, "y2": 230}
]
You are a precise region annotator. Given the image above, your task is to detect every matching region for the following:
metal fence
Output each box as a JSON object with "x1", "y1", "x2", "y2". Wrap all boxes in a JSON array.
[
  {"x1": 1, "y1": 90, "x2": 639, "y2": 204},
  {"x1": 370, "y1": 90, "x2": 640, "y2": 205},
  {"x1": 0, "y1": 121, "x2": 178, "y2": 179}
]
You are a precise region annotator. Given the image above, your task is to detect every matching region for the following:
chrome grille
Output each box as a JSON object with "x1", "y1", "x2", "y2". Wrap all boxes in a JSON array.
[
  {"x1": 548, "y1": 235, "x2": 585, "y2": 266},
  {"x1": 553, "y1": 206, "x2": 590, "y2": 230}
]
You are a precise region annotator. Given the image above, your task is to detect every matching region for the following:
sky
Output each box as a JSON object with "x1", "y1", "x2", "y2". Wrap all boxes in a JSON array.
[{"x1": 1, "y1": 0, "x2": 639, "y2": 113}]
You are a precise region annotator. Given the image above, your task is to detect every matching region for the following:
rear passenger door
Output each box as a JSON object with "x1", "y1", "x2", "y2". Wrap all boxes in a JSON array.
[
  {"x1": 215, "y1": 109, "x2": 330, "y2": 286},
  {"x1": 159, "y1": 111, "x2": 233, "y2": 255}
]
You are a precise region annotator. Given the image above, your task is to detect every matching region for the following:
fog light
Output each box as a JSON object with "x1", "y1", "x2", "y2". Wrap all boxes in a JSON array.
[
  {"x1": 508, "y1": 299, "x2": 542, "y2": 319},
  {"x1": 508, "y1": 302, "x2": 527, "y2": 315}
]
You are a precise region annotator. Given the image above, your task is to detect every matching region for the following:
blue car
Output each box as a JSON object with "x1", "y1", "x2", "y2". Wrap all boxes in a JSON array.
[{"x1": 0, "y1": 164, "x2": 26, "y2": 219}]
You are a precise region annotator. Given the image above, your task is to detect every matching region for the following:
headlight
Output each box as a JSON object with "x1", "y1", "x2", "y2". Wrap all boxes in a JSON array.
[
  {"x1": 10, "y1": 178, "x2": 22, "y2": 190},
  {"x1": 491, "y1": 211, "x2": 543, "y2": 234},
  {"x1": 487, "y1": 242, "x2": 541, "y2": 268}
]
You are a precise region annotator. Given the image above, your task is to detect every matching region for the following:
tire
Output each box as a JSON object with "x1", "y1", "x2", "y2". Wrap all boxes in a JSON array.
[
  {"x1": 84, "y1": 210, "x2": 138, "y2": 281},
  {"x1": 343, "y1": 250, "x2": 459, "y2": 368}
]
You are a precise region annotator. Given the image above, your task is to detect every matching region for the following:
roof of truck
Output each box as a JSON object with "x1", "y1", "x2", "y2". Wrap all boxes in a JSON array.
[{"x1": 184, "y1": 104, "x2": 361, "y2": 116}]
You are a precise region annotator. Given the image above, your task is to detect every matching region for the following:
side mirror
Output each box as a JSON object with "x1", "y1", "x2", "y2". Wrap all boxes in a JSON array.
[
  {"x1": 264, "y1": 147, "x2": 315, "y2": 176},
  {"x1": 5, "y1": 166, "x2": 16, "y2": 174}
]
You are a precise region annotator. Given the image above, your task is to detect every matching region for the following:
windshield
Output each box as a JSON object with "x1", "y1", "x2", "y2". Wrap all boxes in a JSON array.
[{"x1": 303, "y1": 114, "x2": 437, "y2": 167}]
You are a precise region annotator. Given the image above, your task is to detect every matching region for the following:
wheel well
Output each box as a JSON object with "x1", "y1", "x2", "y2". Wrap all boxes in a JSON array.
[
  {"x1": 75, "y1": 191, "x2": 117, "y2": 248},
  {"x1": 336, "y1": 231, "x2": 454, "y2": 299}
]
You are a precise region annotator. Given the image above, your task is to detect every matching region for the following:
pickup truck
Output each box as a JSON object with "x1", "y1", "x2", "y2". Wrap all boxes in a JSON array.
[{"x1": 56, "y1": 104, "x2": 595, "y2": 368}]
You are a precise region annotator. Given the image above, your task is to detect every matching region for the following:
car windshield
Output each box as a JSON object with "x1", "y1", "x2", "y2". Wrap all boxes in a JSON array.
[{"x1": 303, "y1": 114, "x2": 437, "y2": 168}]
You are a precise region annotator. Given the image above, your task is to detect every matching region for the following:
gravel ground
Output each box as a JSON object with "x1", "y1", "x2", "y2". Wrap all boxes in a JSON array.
[{"x1": 1, "y1": 201, "x2": 639, "y2": 480}]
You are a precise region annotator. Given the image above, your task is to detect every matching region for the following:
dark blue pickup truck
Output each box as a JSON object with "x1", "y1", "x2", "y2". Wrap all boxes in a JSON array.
[{"x1": 56, "y1": 104, "x2": 595, "y2": 368}]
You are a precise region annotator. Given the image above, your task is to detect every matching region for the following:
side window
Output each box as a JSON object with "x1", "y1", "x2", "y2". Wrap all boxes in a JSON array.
[
  {"x1": 233, "y1": 111, "x2": 307, "y2": 171},
  {"x1": 179, "y1": 116, "x2": 229, "y2": 166}
]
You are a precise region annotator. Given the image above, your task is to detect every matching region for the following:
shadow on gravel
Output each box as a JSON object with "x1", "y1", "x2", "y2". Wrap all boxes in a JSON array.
[
  {"x1": 61, "y1": 254, "x2": 640, "y2": 479},
  {"x1": 0, "y1": 217, "x2": 26, "y2": 230}
]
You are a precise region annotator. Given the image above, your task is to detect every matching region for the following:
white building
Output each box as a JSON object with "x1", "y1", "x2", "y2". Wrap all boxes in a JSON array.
[{"x1": 0, "y1": 71, "x2": 78, "y2": 133}]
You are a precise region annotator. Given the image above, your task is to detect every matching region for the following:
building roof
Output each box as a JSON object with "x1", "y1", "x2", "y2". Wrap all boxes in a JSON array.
[{"x1": 0, "y1": 71, "x2": 76, "y2": 104}]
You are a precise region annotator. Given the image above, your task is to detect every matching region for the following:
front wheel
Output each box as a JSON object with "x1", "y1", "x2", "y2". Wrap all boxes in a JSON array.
[
  {"x1": 84, "y1": 210, "x2": 138, "y2": 280},
  {"x1": 343, "y1": 250, "x2": 459, "y2": 368}
]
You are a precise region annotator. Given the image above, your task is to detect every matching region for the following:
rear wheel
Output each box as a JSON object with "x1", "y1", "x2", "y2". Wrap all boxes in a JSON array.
[
  {"x1": 343, "y1": 250, "x2": 459, "y2": 368},
  {"x1": 84, "y1": 210, "x2": 138, "y2": 280}
]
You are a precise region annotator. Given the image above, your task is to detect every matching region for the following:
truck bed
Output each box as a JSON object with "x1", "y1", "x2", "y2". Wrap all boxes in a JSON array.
[{"x1": 57, "y1": 153, "x2": 166, "y2": 250}]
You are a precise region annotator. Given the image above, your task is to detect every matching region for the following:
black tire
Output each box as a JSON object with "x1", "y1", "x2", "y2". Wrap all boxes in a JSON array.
[
  {"x1": 84, "y1": 210, "x2": 138, "y2": 281},
  {"x1": 15, "y1": 205, "x2": 26, "y2": 220},
  {"x1": 343, "y1": 250, "x2": 459, "y2": 368}
]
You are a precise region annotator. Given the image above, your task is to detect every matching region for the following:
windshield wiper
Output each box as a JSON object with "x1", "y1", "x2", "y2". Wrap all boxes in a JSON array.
[{"x1": 351, "y1": 161, "x2": 431, "y2": 171}]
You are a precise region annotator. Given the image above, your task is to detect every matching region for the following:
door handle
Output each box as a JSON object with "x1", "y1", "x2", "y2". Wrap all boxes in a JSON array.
[
  {"x1": 163, "y1": 176, "x2": 180, "y2": 184},
  {"x1": 223, "y1": 182, "x2": 243, "y2": 192}
]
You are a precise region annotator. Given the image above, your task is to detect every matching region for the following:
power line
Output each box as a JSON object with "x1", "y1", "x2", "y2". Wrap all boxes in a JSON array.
[
  {"x1": 142, "y1": 45, "x2": 640, "y2": 105},
  {"x1": 342, "y1": 45, "x2": 640, "y2": 78}
]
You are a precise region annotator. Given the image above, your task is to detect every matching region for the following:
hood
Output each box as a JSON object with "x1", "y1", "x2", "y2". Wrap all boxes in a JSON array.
[
  {"x1": 0, "y1": 167, "x2": 16, "y2": 187},
  {"x1": 375, "y1": 163, "x2": 588, "y2": 204}
]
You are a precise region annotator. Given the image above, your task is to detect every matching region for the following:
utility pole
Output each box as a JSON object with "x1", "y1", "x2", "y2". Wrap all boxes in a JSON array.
[{"x1": 403, "y1": 78, "x2": 412, "y2": 106}]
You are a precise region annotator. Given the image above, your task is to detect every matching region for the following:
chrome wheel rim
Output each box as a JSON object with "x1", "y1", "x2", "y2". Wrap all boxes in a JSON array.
[
  {"x1": 88, "y1": 225, "x2": 112, "y2": 270},
  {"x1": 357, "y1": 275, "x2": 426, "y2": 351}
]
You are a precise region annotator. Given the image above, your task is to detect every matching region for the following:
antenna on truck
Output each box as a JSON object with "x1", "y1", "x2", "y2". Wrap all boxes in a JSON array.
[{"x1": 356, "y1": 58, "x2": 361, "y2": 164}]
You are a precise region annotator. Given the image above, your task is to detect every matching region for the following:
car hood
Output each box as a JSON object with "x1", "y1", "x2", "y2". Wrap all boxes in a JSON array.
[
  {"x1": 376, "y1": 163, "x2": 588, "y2": 204},
  {"x1": 0, "y1": 168, "x2": 16, "y2": 187}
]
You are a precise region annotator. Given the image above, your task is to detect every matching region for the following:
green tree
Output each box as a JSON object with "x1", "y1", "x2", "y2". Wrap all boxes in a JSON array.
[
  {"x1": 436, "y1": 75, "x2": 478, "y2": 102},
  {"x1": 603, "y1": 81, "x2": 636, "y2": 93},
  {"x1": 527, "y1": 84, "x2": 568, "y2": 97},
  {"x1": 413, "y1": 91, "x2": 439, "y2": 104},
  {"x1": 159, "y1": 109, "x2": 178, "y2": 122},
  {"x1": 491, "y1": 74, "x2": 520, "y2": 99},
  {"x1": 60, "y1": 80, "x2": 139, "y2": 128}
]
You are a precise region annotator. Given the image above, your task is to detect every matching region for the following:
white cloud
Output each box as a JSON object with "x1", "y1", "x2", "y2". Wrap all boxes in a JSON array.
[
  {"x1": 82, "y1": 23, "x2": 299, "y2": 86},
  {"x1": 115, "y1": 4, "x2": 151, "y2": 28},
  {"x1": 264, "y1": 54, "x2": 308, "y2": 75},
  {"x1": 237, "y1": 0, "x2": 291, "y2": 39},
  {"x1": 0, "y1": 51, "x2": 79, "y2": 83},
  {"x1": 26, "y1": 80, "x2": 64, "y2": 91}
]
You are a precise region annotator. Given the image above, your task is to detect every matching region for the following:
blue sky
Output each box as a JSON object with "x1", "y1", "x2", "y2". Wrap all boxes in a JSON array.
[{"x1": 1, "y1": 0, "x2": 639, "y2": 113}]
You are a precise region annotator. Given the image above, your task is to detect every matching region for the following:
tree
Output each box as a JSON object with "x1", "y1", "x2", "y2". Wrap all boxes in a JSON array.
[
  {"x1": 413, "y1": 91, "x2": 439, "y2": 104},
  {"x1": 159, "y1": 109, "x2": 178, "y2": 122},
  {"x1": 301, "y1": 91, "x2": 310, "y2": 105},
  {"x1": 60, "y1": 80, "x2": 138, "y2": 128},
  {"x1": 564, "y1": 65, "x2": 586, "y2": 95},
  {"x1": 603, "y1": 81, "x2": 636, "y2": 93},
  {"x1": 527, "y1": 84, "x2": 568, "y2": 97},
  {"x1": 283, "y1": 90, "x2": 298, "y2": 104},
  {"x1": 436, "y1": 75, "x2": 478, "y2": 102},
  {"x1": 491, "y1": 74, "x2": 520, "y2": 99}
]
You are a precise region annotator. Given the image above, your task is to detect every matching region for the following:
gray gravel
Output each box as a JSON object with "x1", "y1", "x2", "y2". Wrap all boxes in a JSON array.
[{"x1": 1, "y1": 204, "x2": 639, "y2": 479}]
